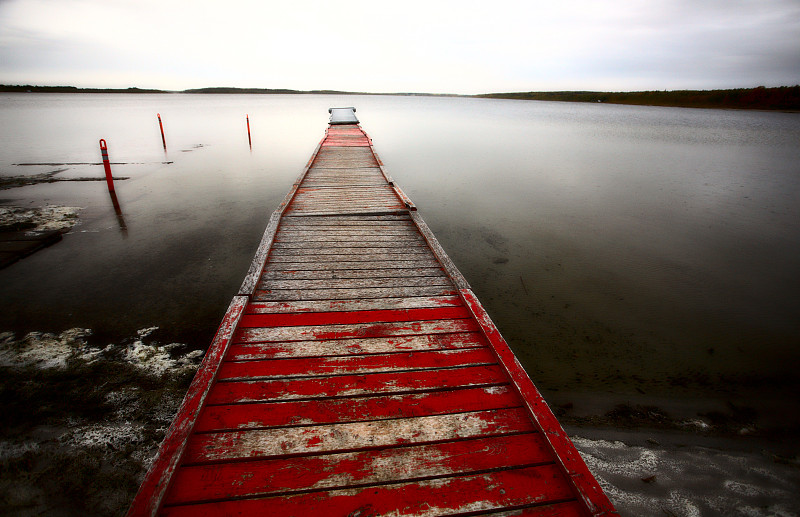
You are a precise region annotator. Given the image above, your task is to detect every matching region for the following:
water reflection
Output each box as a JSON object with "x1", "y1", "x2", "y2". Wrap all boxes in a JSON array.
[
  {"x1": 108, "y1": 189, "x2": 128, "y2": 237},
  {"x1": 0, "y1": 93, "x2": 798, "y2": 428}
]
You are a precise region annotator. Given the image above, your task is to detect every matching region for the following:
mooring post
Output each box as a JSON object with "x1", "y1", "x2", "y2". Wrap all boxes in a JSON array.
[
  {"x1": 247, "y1": 114, "x2": 252, "y2": 149},
  {"x1": 99, "y1": 139, "x2": 115, "y2": 192},
  {"x1": 157, "y1": 113, "x2": 167, "y2": 150}
]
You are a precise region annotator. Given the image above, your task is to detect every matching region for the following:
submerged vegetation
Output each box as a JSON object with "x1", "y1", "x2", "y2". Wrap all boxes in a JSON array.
[
  {"x1": 0, "y1": 327, "x2": 202, "y2": 515},
  {"x1": 2, "y1": 84, "x2": 799, "y2": 110}
]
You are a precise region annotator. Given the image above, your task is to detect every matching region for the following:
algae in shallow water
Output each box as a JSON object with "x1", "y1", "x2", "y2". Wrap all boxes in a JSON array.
[{"x1": 0, "y1": 327, "x2": 203, "y2": 516}]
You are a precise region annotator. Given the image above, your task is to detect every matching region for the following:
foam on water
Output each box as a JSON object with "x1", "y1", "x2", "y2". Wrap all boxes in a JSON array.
[{"x1": 572, "y1": 435, "x2": 800, "y2": 516}]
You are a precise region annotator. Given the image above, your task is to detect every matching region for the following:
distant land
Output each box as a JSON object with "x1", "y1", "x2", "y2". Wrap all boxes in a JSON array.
[
  {"x1": 1, "y1": 84, "x2": 798, "y2": 111},
  {"x1": 478, "y1": 86, "x2": 800, "y2": 111}
]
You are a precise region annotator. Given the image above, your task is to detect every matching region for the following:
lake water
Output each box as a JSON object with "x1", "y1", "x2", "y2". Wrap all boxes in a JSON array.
[{"x1": 1, "y1": 93, "x2": 799, "y2": 433}]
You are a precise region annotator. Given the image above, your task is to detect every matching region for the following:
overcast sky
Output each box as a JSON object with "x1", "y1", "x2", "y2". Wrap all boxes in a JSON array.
[{"x1": 1, "y1": 0, "x2": 798, "y2": 94}]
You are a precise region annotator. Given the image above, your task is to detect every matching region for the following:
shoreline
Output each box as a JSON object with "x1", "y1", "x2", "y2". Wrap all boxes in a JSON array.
[{"x1": 2, "y1": 84, "x2": 798, "y2": 111}]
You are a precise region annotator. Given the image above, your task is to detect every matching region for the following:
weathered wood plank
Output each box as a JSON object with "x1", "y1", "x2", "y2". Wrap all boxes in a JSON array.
[
  {"x1": 261, "y1": 259, "x2": 443, "y2": 271},
  {"x1": 234, "y1": 318, "x2": 477, "y2": 342},
  {"x1": 256, "y1": 276, "x2": 453, "y2": 291},
  {"x1": 291, "y1": 195, "x2": 400, "y2": 203},
  {"x1": 301, "y1": 179, "x2": 385, "y2": 184},
  {"x1": 194, "y1": 385, "x2": 516, "y2": 434},
  {"x1": 308, "y1": 160, "x2": 378, "y2": 169},
  {"x1": 229, "y1": 332, "x2": 485, "y2": 359},
  {"x1": 297, "y1": 184, "x2": 395, "y2": 191},
  {"x1": 302, "y1": 171, "x2": 384, "y2": 176},
  {"x1": 283, "y1": 209, "x2": 409, "y2": 217},
  {"x1": 298, "y1": 188, "x2": 388, "y2": 193},
  {"x1": 266, "y1": 251, "x2": 435, "y2": 262},
  {"x1": 290, "y1": 191, "x2": 398, "y2": 198},
  {"x1": 278, "y1": 214, "x2": 412, "y2": 224},
  {"x1": 245, "y1": 295, "x2": 463, "y2": 313},
  {"x1": 165, "y1": 433, "x2": 549, "y2": 505},
  {"x1": 301, "y1": 180, "x2": 387, "y2": 186},
  {"x1": 218, "y1": 348, "x2": 496, "y2": 381},
  {"x1": 321, "y1": 139, "x2": 370, "y2": 146},
  {"x1": 269, "y1": 244, "x2": 429, "y2": 253},
  {"x1": 161, "y1": 464, "x2": 573, "y2": 517},
  {"x1": 277, "y1": 226, "x2": 415, "y2": 233},
  {"x1": 274, "y1": 233, "x2": 424, "y2": 243},
  {"x1": 207, "y1": 364, "x2": 509, "y2": 404},
  {"x1": 289, "y1": 198, "x2": 402, "y2": 206},
  {"x1": 259, "y1": 267, "x2": 446, "y2": 280},
  {"x1": 271, "y1": 243, "x2": 430, "y2": 252},
  {"x1": 292, "y1": 180, "x2": 389, "y2": 186},
  {"x1": 253, "y1": 285, "x2": 459, "y2": 301},
  {"x1": 296, "y1": 183, "x2": 390, "y2": 190},
  {"x1": 277, "y1": 221, "x2": 417, "y2": 231},
  {"x1": 183, "y1": 407, "x2": 535, "y2": 463},
  {"x1": 286, "y1": 204, "x2": 405, "y2": 210},
  {"x1": 238, "y1": 306, "x2": 471, "y2": 328}
]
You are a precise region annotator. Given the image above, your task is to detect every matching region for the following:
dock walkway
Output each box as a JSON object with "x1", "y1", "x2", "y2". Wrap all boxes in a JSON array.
[{"x1": 128, "y1": 109, "x2": 617, "y2": 516}]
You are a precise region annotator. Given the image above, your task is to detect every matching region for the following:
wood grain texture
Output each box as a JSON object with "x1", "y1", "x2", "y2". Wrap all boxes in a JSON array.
[
  {"x1": 183, "y1": 407, "x2": 536, "y2": 463},
  {"x1": 161, "y1": 465, "x2": 574, "y2": 517},
  {"x1": 193, "y1": 385, "x2": 518, "y2": 432},
  {"x1": 228, "y1": 332, "x2": 486, "y2": 359},
  {"x1": 218, "y1": 348, "x2": 497, "y2": 381},
  {"x1": 207, "y1": 365, "x2": 509, "y2": 404},
  {"x1": 165, "y1": 433, "x2": 550, "y2": 504},
  {"x1": 245, "y1": 295, "x2": 463, "y2": 313}
]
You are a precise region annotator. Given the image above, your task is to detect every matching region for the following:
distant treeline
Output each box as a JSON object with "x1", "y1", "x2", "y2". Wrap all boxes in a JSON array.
[
  {"x1": 0, "y1": 85, "x2": 167, "y2": 94},
  {"x1": 0, "y1": 85, "x2": 355, "y2": 95},
  {"x1": 478, "y1": 86, "x2": 800, "y2": 111},
  {"x1": 183, "y1": 87, "x2": 352, "y2": 95},
  {"x1": 3, "y1": 84, "x2": 799, "y2": 110}
]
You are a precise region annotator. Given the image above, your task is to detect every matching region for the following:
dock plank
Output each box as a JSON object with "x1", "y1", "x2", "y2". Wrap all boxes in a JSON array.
[
  {"x1": 217, "y1": 348, "x2": 497, "y2": 380},
  {"x1": 228, "y1": 332, "x2": 486, "y2": 359},
  {"x1": 206, "y1": 365, "x2": 509, "y2": 404},
  {"x1": 165, "y1": 433, "x2": 549, "y2": 505},
  {"x1": 245, "y1": 295, "x2": 463, "y2": 313},
  {"x1": 234, "y1": 318, "x2": 478, "y2": 342},
  {"x1": 161, "y1": 465, "x2": 573, "y2": 517},
  {"x1": 183, "y1": 407, "x2": 535, "y2": 463},
  {"x1": 238, "y1": 306, "x2": 471, "y2": 327},
  {"x1": 193, "y1": 385, "x2": 517, "y2": 432},
  {"x1": 253, "y1": 285, "x2": 459, "y2": 301},
  {"x1": 195, "y1": 385, "x2": 522, "y2": 433},
  {"x1": 259, "y1": 267, "x2": 447, "y2": 280}
]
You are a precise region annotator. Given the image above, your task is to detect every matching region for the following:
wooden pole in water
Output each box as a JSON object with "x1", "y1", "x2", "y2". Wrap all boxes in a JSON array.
[
  {"x1": 246, "y1": 114, "x2": 252, "y2": 149},
  {"x1": 157, "y1": 113, "x2": 167, "y2": 150},
  {"x1": 99, "y1": 139, "x2": 114, "y2": 193}
]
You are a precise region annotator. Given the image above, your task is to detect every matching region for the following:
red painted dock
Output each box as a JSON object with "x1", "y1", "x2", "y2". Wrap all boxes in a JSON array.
[{"x1": 127, "y1": 109, "x2": 618, "y2": 516}]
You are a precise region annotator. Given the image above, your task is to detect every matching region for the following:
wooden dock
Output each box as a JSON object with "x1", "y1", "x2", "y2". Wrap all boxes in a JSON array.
[{"x1": 127, "y1": 109, "x2": 618, "y2": 516}]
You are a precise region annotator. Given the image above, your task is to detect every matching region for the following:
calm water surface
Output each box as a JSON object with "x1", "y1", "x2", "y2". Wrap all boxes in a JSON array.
[{"x1": 1, "y1": 93, "x2": 799, "y2": 428}]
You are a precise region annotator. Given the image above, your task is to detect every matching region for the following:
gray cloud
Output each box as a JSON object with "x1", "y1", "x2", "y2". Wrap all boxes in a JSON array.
[{"x1": 0, "y1": 0, "x2": 798, "y2": 92}]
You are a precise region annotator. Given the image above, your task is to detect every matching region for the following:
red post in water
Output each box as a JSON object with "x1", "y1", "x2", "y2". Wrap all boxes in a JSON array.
[
  {"x1": 246, "y1": 114, "x2": 252, "y2": 149},
  {"x1": 99, "y1": 139, "x2": 114, "y2": 192},
  {"x1": 157, "y1": 113, "x2": 167, "y2": 150}
]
